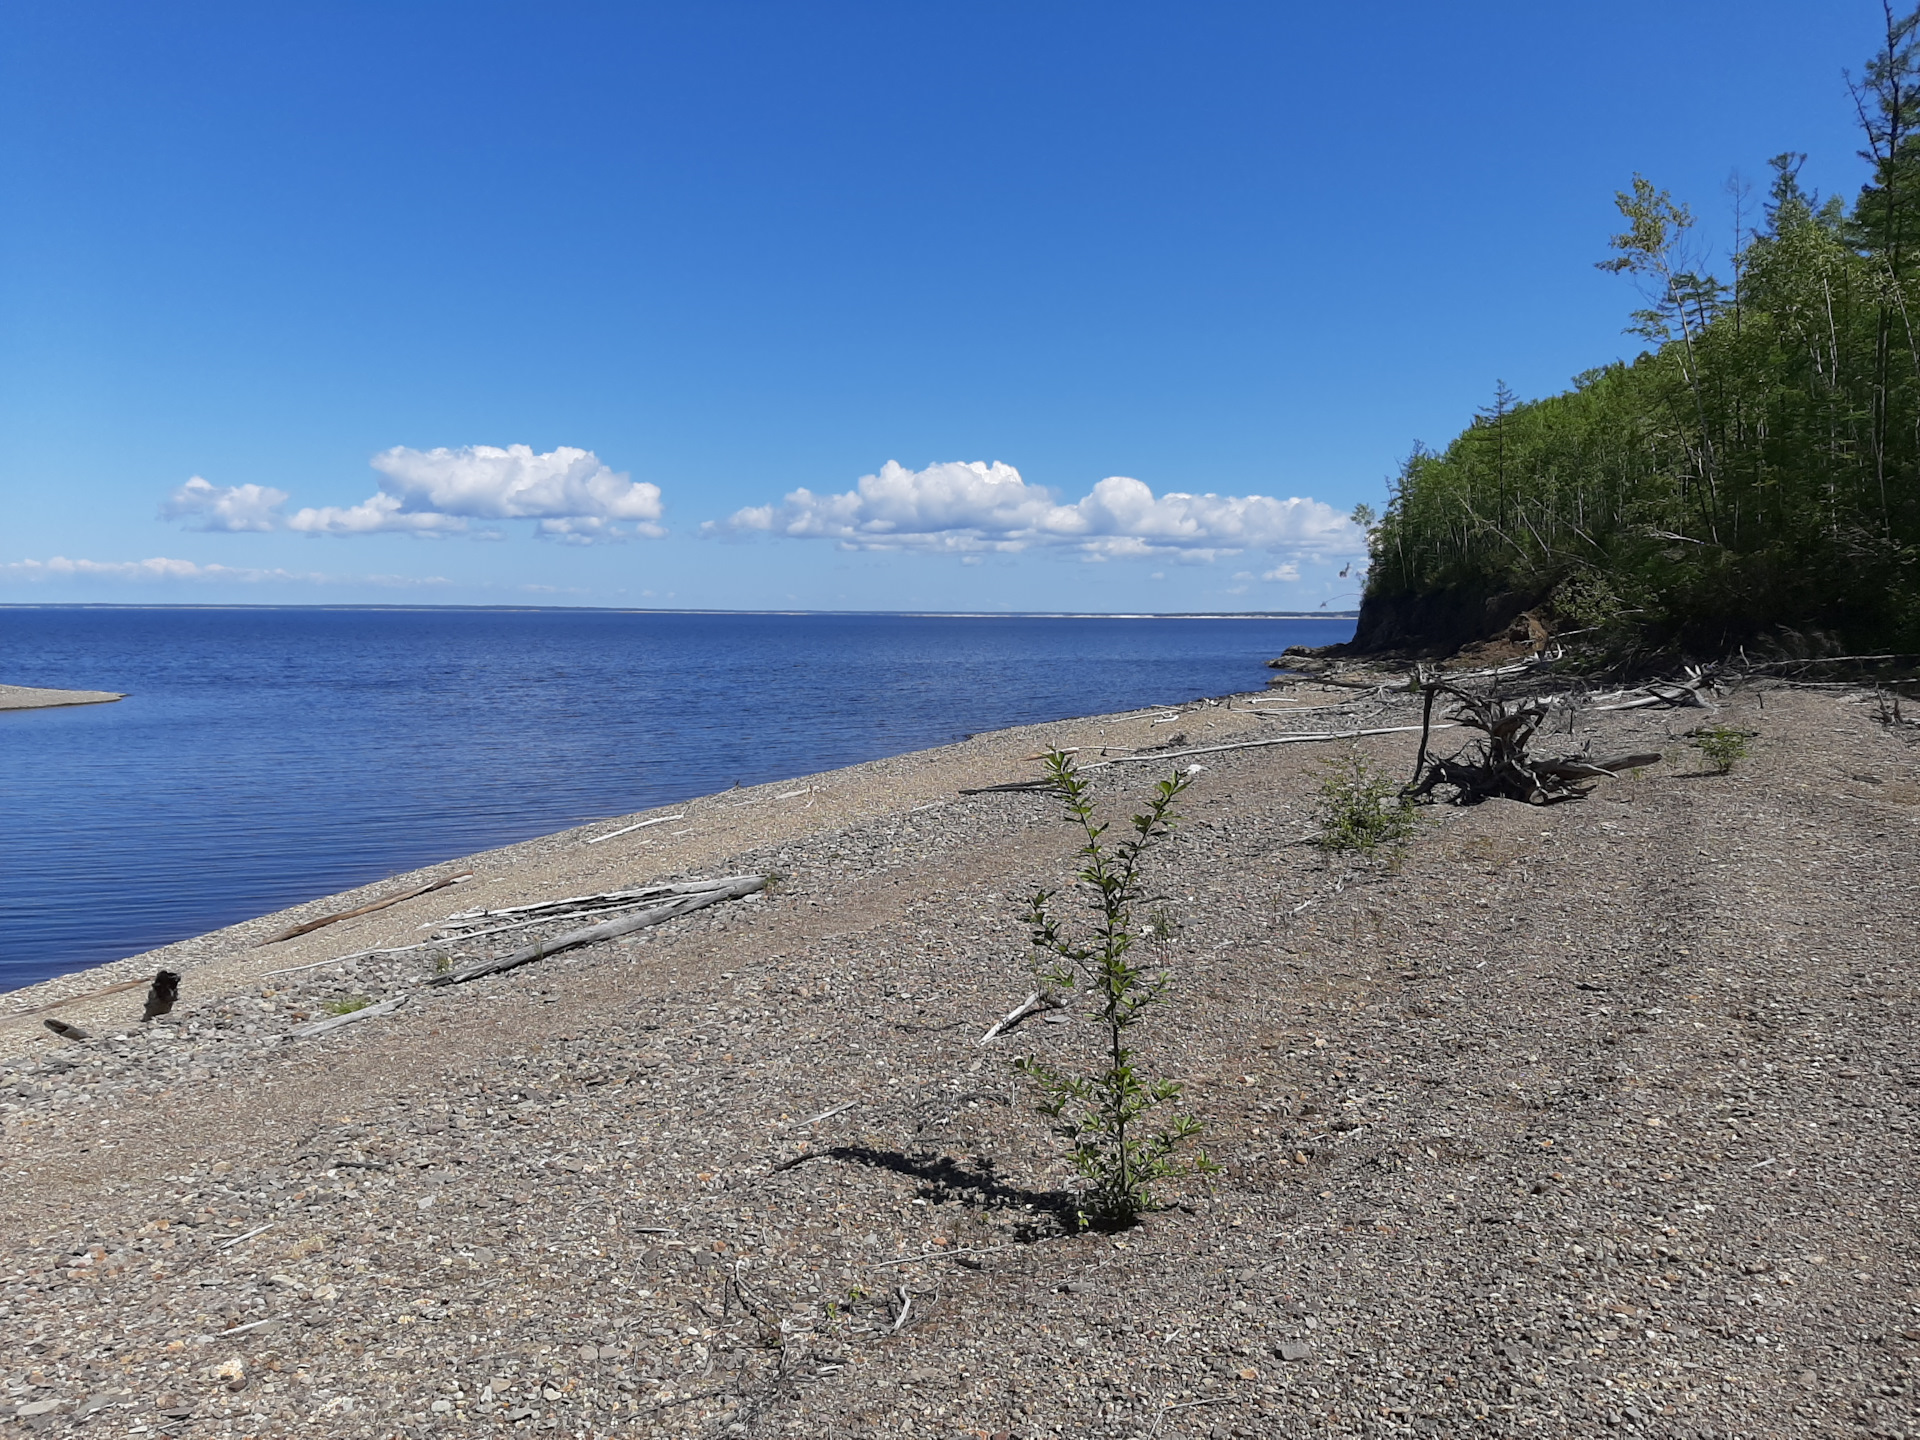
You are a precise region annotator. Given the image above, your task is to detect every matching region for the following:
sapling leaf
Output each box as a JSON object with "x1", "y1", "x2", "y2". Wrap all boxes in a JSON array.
[{"x1": 1013, "y1": 749, "x2": 1211, "y2": 1227}]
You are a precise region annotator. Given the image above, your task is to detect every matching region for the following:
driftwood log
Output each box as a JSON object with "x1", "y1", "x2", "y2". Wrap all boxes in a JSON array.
[
  {"x1": 16, "y1": 972, "x2": 157, "y2": 1019},
  {"x1": 430, "y1": 875, "x2": 767, "y2": 986},
  {"x1": 264, "y1": 872, "x2": 472, "y2": 943},
  {"x1": 1591, "y1": 667, "x2": 1715, "y2": 712},
  {"x1": 287, "y1": 993, "x2": 410, "y2": 1040},
  {"x1": 441, "y1": 878, "x2": 737, "y2": 926}
]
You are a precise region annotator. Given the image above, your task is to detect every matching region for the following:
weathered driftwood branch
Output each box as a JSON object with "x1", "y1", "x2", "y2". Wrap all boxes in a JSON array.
[
  {"x1": 1532, "y1": 752, "x2": 1663, "y2": 780},
  {"x1": 287, "y1": 992, "x2": 410, "y2": 1039},
  {"x1": 978, "y1": 990, "x2": 1062, "y2": 1045},
  {"x1": 1080, "y1": 723, "x2": 1458, "y2": 770},
  {"x1": 1741, "y1": 653, "x2": 1919, "y2": 669},
  {"x1": 264, "y1": 872, "x2": 472, "y2": 943},
  {"x1": 1406, "y1": 672, "x2": 1440, "y2": 788},
  {"x1": 779, "y1": 1099, "x2": 858, "y2": 1130},
  {"x1": 297, "y1": 897, "x2": 675, "y2": 968},
  {"x1": 583, "y1": 813, "x2": 686, "y2": 846},
  {"x1": 430, "y1": 876, "x2": 767, "y2": 986},
  {"x1": 1876, "y1": 690, "x2": 1920, "y2": 728},
  {"x1": 1248, "y1": 699, "x2": 1368, "y2": 717},
  {"x1": 442, "y1": 877, "x2": 745, "y2": 924},
  {"x1": 1594, "y1": 685, "x2": 1705, "y2": 712},
  {"x1": 16, "y1": 972, "x2": 155, "y2": 1018},
  {"x1": 428, "y1": 883, "x2": 762, "y2": 956}
]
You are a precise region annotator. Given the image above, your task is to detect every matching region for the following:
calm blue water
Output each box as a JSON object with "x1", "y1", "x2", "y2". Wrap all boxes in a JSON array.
[{"x1": 0, "y1": 606, "x2": 1352, "y2": 990}]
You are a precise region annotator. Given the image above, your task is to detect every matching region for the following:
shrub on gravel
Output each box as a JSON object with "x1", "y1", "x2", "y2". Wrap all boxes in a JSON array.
[
  {"x1": 1688, "y1": 724, "x2": 1755, "y2": 774},
  {"x1": 1016, "y1": 749, "x2": 1215, "y2": 1228},
  {"x1": 1313, "y1": 745, "x2": 1420, "y2": 860}
]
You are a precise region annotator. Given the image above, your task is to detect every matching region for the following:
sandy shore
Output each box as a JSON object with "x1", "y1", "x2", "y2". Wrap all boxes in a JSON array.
[
  {"x1": 2, "y1": 674, "x2": 1918, "y2": 1438},
  {"x1": 0, "y1": 683, "x2": 125, "y2": 711},
  {"x1": 1, "y1": 685, "x2": 1316, "y2": 1026}
]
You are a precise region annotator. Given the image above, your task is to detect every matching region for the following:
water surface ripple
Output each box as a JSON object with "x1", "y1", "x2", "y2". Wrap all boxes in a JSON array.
[{"x1": 0, "y1": 607, "x2": 1353, "y2": 989}]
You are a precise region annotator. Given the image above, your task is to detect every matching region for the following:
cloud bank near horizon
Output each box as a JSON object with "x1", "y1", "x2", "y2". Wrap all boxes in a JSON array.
[
  {"x1": 161, "y1": 446, "x2": 664, "y2": 544},
  {"x1": 711, "y1": 460, "x2": 1358, "y2": 564},
  {"x1": 0, "y1": 555, "x2": 450, "y2": 587}
]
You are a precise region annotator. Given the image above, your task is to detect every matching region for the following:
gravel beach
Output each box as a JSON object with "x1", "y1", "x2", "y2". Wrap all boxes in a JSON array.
[
  {"x1": 0, "y1": 685, "x2": 124, "y2": 711},
  {"x1": 2, "y1": 673, "x2": 1917, "y2": 1440}
]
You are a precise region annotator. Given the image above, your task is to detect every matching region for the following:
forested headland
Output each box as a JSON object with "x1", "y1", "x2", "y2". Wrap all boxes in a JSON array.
[{"x1": 1356, "y1": 6, "x2": 1920, "y2": 662}]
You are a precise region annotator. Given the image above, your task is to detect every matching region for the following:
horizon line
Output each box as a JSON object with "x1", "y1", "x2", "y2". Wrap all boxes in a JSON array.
[{"x1": 0, "y1": 602, "x2": 1360, "y2": 619}]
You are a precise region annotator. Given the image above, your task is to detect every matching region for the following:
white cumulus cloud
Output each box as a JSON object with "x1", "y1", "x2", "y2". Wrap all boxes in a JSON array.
[
  {"x1": 160, "y1": 476, "x2": 290, "y2": 532},
  {"x1": 711, "y1": 460, "x2": 1357, "y2": 562},
  {"x1": 164, "y1": 445, "x2": 663, "y2": 543},
  {"x1": 0, "y1": 555, "x2": 448, "y2": 587},
  {"x1": 370, "y1": 444, "x2": 664, "y2": 530},
  {"x1": 285, "y1": 492, "x2": 472, "y2": 537}
]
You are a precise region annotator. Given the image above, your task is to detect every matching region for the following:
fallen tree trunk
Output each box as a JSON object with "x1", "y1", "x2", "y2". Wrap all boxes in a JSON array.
[{"x1": 431, "y1": 875, "x2": 767, "y2": 986}]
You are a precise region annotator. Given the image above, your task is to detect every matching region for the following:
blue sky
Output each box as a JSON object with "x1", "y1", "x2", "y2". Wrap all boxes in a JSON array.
[{"x1": 0, "y1": 1, "x2": 1877, "y2": 612}]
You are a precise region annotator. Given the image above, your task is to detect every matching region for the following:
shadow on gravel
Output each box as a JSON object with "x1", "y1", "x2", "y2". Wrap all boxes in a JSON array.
[{"x1": 823, "y1": 1144, "x2": 1077, "y2": 1236}]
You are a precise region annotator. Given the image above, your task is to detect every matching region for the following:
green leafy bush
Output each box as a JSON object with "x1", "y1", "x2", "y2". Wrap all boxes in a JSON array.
[
  {"x1": 1688, "y1": 724, "x2": 1754, "y2": 774},
  {"x1": 1015, "y1": 750, "x2": 1214, "y2": 1227},
  {"x1": 1314, "y1": 746, "x2": 1420, "y2": 858}
]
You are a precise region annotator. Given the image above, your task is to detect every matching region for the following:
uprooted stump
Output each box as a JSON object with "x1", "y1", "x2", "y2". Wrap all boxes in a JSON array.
[{"x1": 1406, "y1": 683, "x2": 1660, "y2": 805}]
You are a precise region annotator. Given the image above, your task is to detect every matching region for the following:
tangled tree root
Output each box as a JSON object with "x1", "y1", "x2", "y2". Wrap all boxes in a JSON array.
[{"x1": 1406, "y1": 681, "x2": 1662, "y2": 805}]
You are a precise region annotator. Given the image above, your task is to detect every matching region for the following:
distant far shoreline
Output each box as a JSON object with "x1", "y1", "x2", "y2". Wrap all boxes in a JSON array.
[{"x1": 0, "y1": 602, "x2": 1358, "y2": 618}]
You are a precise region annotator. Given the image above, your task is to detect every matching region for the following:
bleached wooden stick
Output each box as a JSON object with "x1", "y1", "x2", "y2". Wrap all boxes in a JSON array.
[
  {"x1": 584, "y1": 813, "x2": 687, "y2": 846},
  {"x1": 779, "y1": 1099, "x2": 858, "y2": 1130},
  {"x1": 287, "y1": 993, "x2": 410, "y2": 1039},
  {"x1": 216, "y1": 1222, "x2": 277, "y2": 1250},
  {"x1": 978, "y1": 990, "x2": 1059, "y2": 1045}
]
